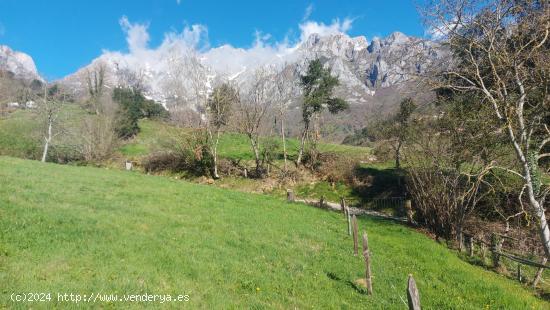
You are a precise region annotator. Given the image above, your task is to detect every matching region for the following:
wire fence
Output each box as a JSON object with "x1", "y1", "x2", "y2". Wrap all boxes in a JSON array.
[{"x1": 344, "y1": 197, "x2": 406, "y2": 213}]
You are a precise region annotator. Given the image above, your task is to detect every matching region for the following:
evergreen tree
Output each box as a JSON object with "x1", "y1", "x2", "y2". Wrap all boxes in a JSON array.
[{"x1": 297, "y1": 59, "x2": 348, "y2": 165}]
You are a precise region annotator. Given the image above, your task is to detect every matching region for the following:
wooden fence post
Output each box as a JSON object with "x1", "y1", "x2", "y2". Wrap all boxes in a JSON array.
[
  {"x1": 340, "y1": 197, "x2": 346, "y2": 215},
  {"x1": 244, "y1": 168, "x2": 248, "y2": 178},
  {"x1": 407, "y1": 275, "x2": 421, "y2": 310},
  {"x1": 532, "y1": 257, "x2": 548, "y2": 288},
  {"x1": 352, "y1": 215, "x2": 358, "y2": 256},
  {"x1": 491, "y1": 233, "x2": 502, "y2": 268},
  {"x1": 362, "y1": 232, "x2": 373, "y2": 295},
  {"x1": 405, "y1": 199, "x2": 413, "y2": 224},
  {"x1": 468, "y1": 236, "x2": 474, "y2": 257},
  {"x1": 347, "y1": 208, "x2": 352, "y2": 236},
  {"x1": 320, "y1": 196, "x2": 325, "y2": 208},
  {"x1": 287, "y1": 190, "x2": 294, "y2": 202},
  {"x1": 517, "y1": 264, "x2": 522, "y2": 282},
  {"x1": 480, "y1": 242, "x2": 487, "y2": 263}
]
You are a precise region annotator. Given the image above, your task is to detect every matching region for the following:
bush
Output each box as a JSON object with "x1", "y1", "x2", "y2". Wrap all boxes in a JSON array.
[
  {"x1": 143, "y1": 147, "x2": 213, "y2": 177},
  {"x1": 372, "y1": 141, "x2": 393, "y2": 163},
  {"x1": 47, "y1": 144, "x2": 84, "y2": 164},
  {"x1": 405, "y1": 166, "x2": 490, "y2": 243},
  {"x1": 143, "y1": 152, "x2": 188, "y2": 173},
  {"x1": 113, "y1": 87, "x2": 168, "y2": 139},
  {"x1": 144, "y1": 129, "x2": 213, "y2": 177},
  {"x1": 79, "y1": 115, "x2": 119, "y2": 163}
]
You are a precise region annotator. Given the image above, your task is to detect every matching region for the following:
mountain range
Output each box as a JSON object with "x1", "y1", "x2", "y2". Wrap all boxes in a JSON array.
[{"x1": 1, "y1": 31, "x2": 442, "y2": 139}]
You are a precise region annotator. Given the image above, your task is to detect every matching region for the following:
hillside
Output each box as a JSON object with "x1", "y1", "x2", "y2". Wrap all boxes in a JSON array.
[
  {"x1": 119, "y1": 119, "x2": 370, "y2": 161},
  {"x1": 0, "y1": 156, "x2": 547, "y2": 308}
]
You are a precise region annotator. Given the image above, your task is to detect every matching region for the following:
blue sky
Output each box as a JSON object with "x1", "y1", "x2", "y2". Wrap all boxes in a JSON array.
[{"x1": 0, "y1": 0, "x2": 425, "y2": 80}]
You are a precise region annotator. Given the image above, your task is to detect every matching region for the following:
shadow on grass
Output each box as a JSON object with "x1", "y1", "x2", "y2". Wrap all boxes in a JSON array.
[
  {"x1": 347, "y1": 280, "x2": 370, "y2": 295},
  {"x1": 538, "y1": 291, "x2": 550, "y2": 302},
  {"x1": 352, "y1": 166, "x2": 404, "y2": 198},
  {"x1": 324, "y1": 271, "x2": 369, "y2": 295},
  {"x1": 349, "y1": 166, "x2": 407, "y2": 216}
]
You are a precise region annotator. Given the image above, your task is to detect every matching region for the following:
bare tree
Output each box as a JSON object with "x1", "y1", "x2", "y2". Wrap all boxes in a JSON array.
[
  {"x1": 404, "y1": 97, "x2": 498, "y2": 247},
  {"x1": 206, "y1": 83, "x2": 238, "y2": 179},
  {"x1": 422, "y1": 0, "x2": 550, "y2": 256},
  {"x1": 274, "y1": 66, "x2": 295, "y2": 172},
  {"x1": 236, "y1": 68, "x2": 272, "y2": 174},
  {"x1": 163, "y1": 48, "x2": 202, "y2": 126},
  {"x1": 114, "y1": 63, "x2": 146, "y2": 93},
  {"x1": 85, "y1": 63, "x2": 106, "y2": 115},
  {"x1": 78, "y1": 63, "x2": 119, "y2": 162},
  {"x1": 38, "y1": 85, "x2": 64, "y2": 162},
  {"x1": 376, "y1": 97, "x2": 417, "y2": 169},
  {"x1": 79, "y1": 95, "x2": 119, "y2": 162},
  {"x1": 184, "y1": 51, "x2": 210, "y2": 127}
]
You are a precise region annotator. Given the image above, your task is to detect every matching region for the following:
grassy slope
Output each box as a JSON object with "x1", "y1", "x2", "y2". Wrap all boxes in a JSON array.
[
  {"x1": 0, "y1": 156, "x2": 547, "y2": 309},
  {"x1": 0, "y1": 105, "x2": 88, "y2": 160},
  {"x1": 119, "y1": 119, "x2": 370, "y2": 161},
  {"x1": 0, "y1": 110, "x2": 41, "y2": 158}
]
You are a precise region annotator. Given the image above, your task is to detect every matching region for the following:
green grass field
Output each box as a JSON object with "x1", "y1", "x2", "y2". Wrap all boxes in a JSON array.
[
  {"x1": 119, "y1": 119, "x2": 370, "y2": 161},
  {"x1": 0, "y1": 105, "x2": 88, "y2": 160},
  {"x1": 0, "y1": 156, "x2": 547, "y2": 309}
]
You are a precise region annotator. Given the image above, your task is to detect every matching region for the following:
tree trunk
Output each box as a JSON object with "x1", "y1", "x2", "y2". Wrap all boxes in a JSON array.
[
  {"x1": 248, "y1": 134, "x2": 261, "y2": 173},
  {"x1": 297, "y1": 121, "x2": 309, "y2": 165},
  {"x1": 532, "y1": 257, "x2": 547, "y2": 288},
  {"x1": 456, "y1": 207, "x2": 466, "y2": 252},
  {"x1": 395, "y1": 139, "x2": 402, "y2": 169},
  {"x1": 502, "y1": 86, "x2": 550, "y2": 259},
  {"x1": 531, "y1": 197, "x2": 550, "y2": 258},
  {"x1": 519, "y1": 153, "x2": 550, "y2": 258},
  {"x1": 212, "y1": 130, "x2": 220, "y2": 179},
  {"x1": 41, "y1": 118, "x2": 52, "y2": 163},
  {"x1": 281, "y1": 117, "x2": 288, "y2": 172}
]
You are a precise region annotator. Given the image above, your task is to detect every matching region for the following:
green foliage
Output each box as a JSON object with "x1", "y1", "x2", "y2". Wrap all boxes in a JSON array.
[
  {"x1": 0, "y1": 156, "x2": 547, "y2": 309},
  {"x1": 113, "y1": 87, "x2": 168, "y2": 139},
  {"x1": 396, "y1": 97, "x2": 416, "y2": 125},
  {"x1": 300, "y1": 59, "x2": 349, "y2": 123},
  {"x1": 145, "y1": 129, "x2": 213, "y2": 177},
  {"x1": 113, "y1": 87, "x2": 144, "y2": 138},
  {"x1": 259, "y1": 137, "x2": 280, "y2": 167},
  {"x1": 120, "y1": 120, "x2": 370, "y2": 162},
  {"x1": 343, "y1": 98, "x2": 415, "y2": 151},
  {"x1": 342, "y1": 124, "x2": 380, "y2": 146}
]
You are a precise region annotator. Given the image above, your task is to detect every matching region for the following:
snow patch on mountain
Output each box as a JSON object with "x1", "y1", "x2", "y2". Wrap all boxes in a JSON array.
[
  {"x1": 0, "y1": 45, "x2": 43, "y2": 81},
  {"x1": 59, "y1": 17, "x2": 442, "y2": 112}
]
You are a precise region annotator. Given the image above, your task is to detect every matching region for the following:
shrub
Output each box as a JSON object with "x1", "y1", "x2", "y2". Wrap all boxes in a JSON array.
[
  {"x1": 144, "y1": 129, "x2": 213, "y2": 177},
  {"x1": 113, "y1": 87, "x2": 168, "y2": 139},
  {"x1": 406, "y1": 166, "x2": 490, "y2": 244},
  {"x1": 79, "y1": 115, "x2": 119, "y2": 163}
]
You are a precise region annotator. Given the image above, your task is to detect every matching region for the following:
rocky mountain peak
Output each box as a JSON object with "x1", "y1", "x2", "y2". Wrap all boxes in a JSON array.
[
  {"x1": 0, "y1": 45, "x2": 43, "y2": 82},
  {"x1": 58, "y1": 31, "x2": 441, "y2": 115}
]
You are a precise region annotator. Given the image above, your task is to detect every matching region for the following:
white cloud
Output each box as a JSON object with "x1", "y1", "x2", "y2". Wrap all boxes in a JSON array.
[
  {"x1": 303, "y1": 4, "x2": 314, "y2": 21},
  {"x1": 299, "y1": 18, "x2": 353, "y2": 41},
  {"x1": 161, "y1": 24, "x2": 209, "y2": 51},
  {"x1": 98, "y1": 15, "x2": 355, "y2": 82},
  {"x1": 119, "y1": 16, "x2": 150, "y2": 53},
  {"x1": 426, "y1": 18, "x2": 462, "y2": 40}
]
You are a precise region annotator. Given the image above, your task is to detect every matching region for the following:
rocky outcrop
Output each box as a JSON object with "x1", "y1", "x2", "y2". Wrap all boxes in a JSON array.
[{"x1": 0, "y1": 45, "x2": 43, "y2": 82}]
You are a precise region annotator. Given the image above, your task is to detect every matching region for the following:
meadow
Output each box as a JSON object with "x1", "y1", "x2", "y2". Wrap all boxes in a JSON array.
[{"x1": 0, "y1": 156, "x2": 547, "y2": 309}]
